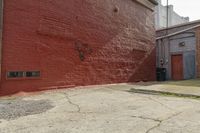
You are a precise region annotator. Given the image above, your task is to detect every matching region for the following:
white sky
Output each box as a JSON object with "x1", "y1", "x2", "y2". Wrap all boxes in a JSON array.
[{"x1": 161, "y1": 0, "x2": 200, "y2": 21}]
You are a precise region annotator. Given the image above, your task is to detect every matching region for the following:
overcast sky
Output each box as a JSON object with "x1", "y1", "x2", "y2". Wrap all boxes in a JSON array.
[{"x1": 161, "y1": 0, "x2": 200, "y2": 21}]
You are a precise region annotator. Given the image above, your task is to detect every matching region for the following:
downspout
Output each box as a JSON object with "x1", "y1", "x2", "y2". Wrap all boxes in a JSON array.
[
  {"x1": 0, "y1": 0, "x2": 4, "y2": 85},
  {"x1": 166, "y1": 0, "x2": 170, "y2": 79}
]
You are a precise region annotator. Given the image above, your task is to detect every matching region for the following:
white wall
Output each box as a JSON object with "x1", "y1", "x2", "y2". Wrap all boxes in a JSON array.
[{"x1": 155, "y1": 0, "x2": 189, "y2": 29}]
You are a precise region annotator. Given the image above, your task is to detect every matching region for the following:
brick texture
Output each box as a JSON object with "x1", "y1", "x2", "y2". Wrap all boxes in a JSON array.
[{"x1": 0, "y1": 0, "x2": 156, "y2": 95}]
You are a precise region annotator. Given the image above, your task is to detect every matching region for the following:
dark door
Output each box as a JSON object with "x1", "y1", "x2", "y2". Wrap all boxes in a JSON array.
[{"x1": 171, "y1": 54, "x2": 183, "y2": 80}]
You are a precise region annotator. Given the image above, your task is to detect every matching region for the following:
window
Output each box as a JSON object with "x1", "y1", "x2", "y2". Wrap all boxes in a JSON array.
[
  {"x1": 7, "y1": 71, "x2": 24, "y2": 78},
  {"x1": 179, "y1": 42, "x2": 185, "y2": 47},
  {"x1": 25, "y1": 71, "x2": 40, "y2": 77},
  {"x1": 7, "y1": 71, "x2": 41, "y2": 79}
]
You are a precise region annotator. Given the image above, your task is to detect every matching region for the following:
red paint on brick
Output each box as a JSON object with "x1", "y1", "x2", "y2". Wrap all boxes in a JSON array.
[{"x1": 0, "y1": 0, "x2": 156, "y2": 96}]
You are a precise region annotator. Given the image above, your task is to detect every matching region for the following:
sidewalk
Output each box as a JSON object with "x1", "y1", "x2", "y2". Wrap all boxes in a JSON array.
[{"x1": 129, "y1": 79, "x2": 200, "y2": 98}]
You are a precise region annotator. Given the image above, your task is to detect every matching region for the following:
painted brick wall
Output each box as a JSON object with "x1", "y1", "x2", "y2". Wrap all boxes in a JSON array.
[{"x1": 0, "y1": 0, "x2": 156, "y2": 95}]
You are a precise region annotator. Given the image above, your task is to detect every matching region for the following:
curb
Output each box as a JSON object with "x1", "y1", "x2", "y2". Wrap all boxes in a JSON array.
[{"x1": 129, "y1": 88, "x2": 200, "y2": 99}]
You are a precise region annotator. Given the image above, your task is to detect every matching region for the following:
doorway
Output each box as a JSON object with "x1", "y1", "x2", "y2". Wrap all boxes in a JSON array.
[{"x1": 171, "y1": 54, "x2": 183, "y2": 80}]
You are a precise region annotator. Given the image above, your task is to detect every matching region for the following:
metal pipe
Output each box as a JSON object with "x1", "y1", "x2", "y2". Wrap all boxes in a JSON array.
[
  {"x1": 166, "y1": 0, "x2": 169, "y2": 76},
  {"x1": 166, "y1": 0, "x2": 169, "y2": 35}
]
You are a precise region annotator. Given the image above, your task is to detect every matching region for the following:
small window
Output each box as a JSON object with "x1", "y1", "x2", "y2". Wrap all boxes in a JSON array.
[
  {"x1": 7, "y1": 71, "x2": 24, "y2": 78},
  {"x1": 7, "y1": 71, "x2": 41, "y2": 79},
  {"x1": 179, "y1": 42, "x2": 185, "y2": 47},
  {"x1": 25, "y1": 71, "x2": 40, "y2": 77}
]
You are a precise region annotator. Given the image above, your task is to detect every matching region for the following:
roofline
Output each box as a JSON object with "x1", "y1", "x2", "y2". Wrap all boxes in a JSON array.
[
  {"x1": 135, "y1": 0, "x2": 158, "y2": 11},
  {"x1": 156, "y1": 24, "x2": 200, "y2": 40},
  {"x1": 156, "y1": 19, "x2": 200, "y2": 31},
  {"x1": 148, "y1": 0, "x2": 158, "y2": 5}
]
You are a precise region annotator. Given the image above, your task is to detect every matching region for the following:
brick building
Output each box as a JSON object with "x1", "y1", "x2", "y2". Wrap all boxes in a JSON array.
[{"x1": 0, "y1": 0, "x2": 157, "y2": 95}]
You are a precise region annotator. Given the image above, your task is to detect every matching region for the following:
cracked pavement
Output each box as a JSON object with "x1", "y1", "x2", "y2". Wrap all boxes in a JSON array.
[{"x1": 1, "y1": 84, "x2": 200, "y2": 133}]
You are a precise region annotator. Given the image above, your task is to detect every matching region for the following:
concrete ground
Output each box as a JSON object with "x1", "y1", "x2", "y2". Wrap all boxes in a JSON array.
[
  {"x1": 133, "y1": 79, "x2": 200, "y2": 97},
  {"x1": 1, "y1": 81, "x2": 200, "y2": 133}
]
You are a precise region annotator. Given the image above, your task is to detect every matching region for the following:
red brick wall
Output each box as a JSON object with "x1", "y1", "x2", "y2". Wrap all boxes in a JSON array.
[{"x1": 0, "y1": 0, "x2": 156, "y2": 95}]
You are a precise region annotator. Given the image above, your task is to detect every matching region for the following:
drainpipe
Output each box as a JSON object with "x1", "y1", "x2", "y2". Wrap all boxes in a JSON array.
[
  {"x1": 160, "y1": 0, "x2": 169, "y2": 68},
  {"x1": 166, "y1": 0, "x2": 170, "y2": 79}
]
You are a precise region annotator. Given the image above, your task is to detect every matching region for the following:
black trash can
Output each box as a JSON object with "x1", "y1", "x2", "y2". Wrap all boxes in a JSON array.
[{"x1": 156, "y1": 68, "x2": 166, "y2": 81}]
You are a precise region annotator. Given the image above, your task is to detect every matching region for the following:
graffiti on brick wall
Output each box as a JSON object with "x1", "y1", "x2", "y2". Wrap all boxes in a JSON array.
[{"x1": 74, "y1": 40, "x2": 93, "y2": 61}]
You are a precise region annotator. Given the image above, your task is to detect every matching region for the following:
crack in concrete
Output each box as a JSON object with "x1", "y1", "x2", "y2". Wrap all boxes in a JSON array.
[
  {"x1": 145, "y1": 96, "x2": 174, "y2": 111},
  {"x1": 131, "y1": 112, "x2": 182, "y2": 133},
  {"x1": 63, "y1": 93, "x2": 81, "y2": 113},
  {"x1": 146, "y1": 120, "x2": 161, "y2": 133},
  {"x1": 131, "y1": 115, "x2": 161, "y2": 123},
  {"x1": 145, "y1": 112, "x2": 182, "y2": 133}
]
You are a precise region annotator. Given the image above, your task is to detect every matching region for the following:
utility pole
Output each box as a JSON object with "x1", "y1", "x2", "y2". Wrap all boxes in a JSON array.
[
  {"x1": 166, "y1": 0, "x2": 169, "y2": 35},
  {"x1": 162, "y1": 0, "x2": 169, "y2": 68}
]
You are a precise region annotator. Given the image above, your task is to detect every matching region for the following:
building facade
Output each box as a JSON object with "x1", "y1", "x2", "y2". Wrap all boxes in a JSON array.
[
  {"x1": 156, "y1": 20, "x2": 200, "y2": 80},
  {"x1": 0, "y1": 0, "x2": 157, "y2": 95},
  {"x1": 155, "y1": 0, "x2": 189, "y2": 29}
]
